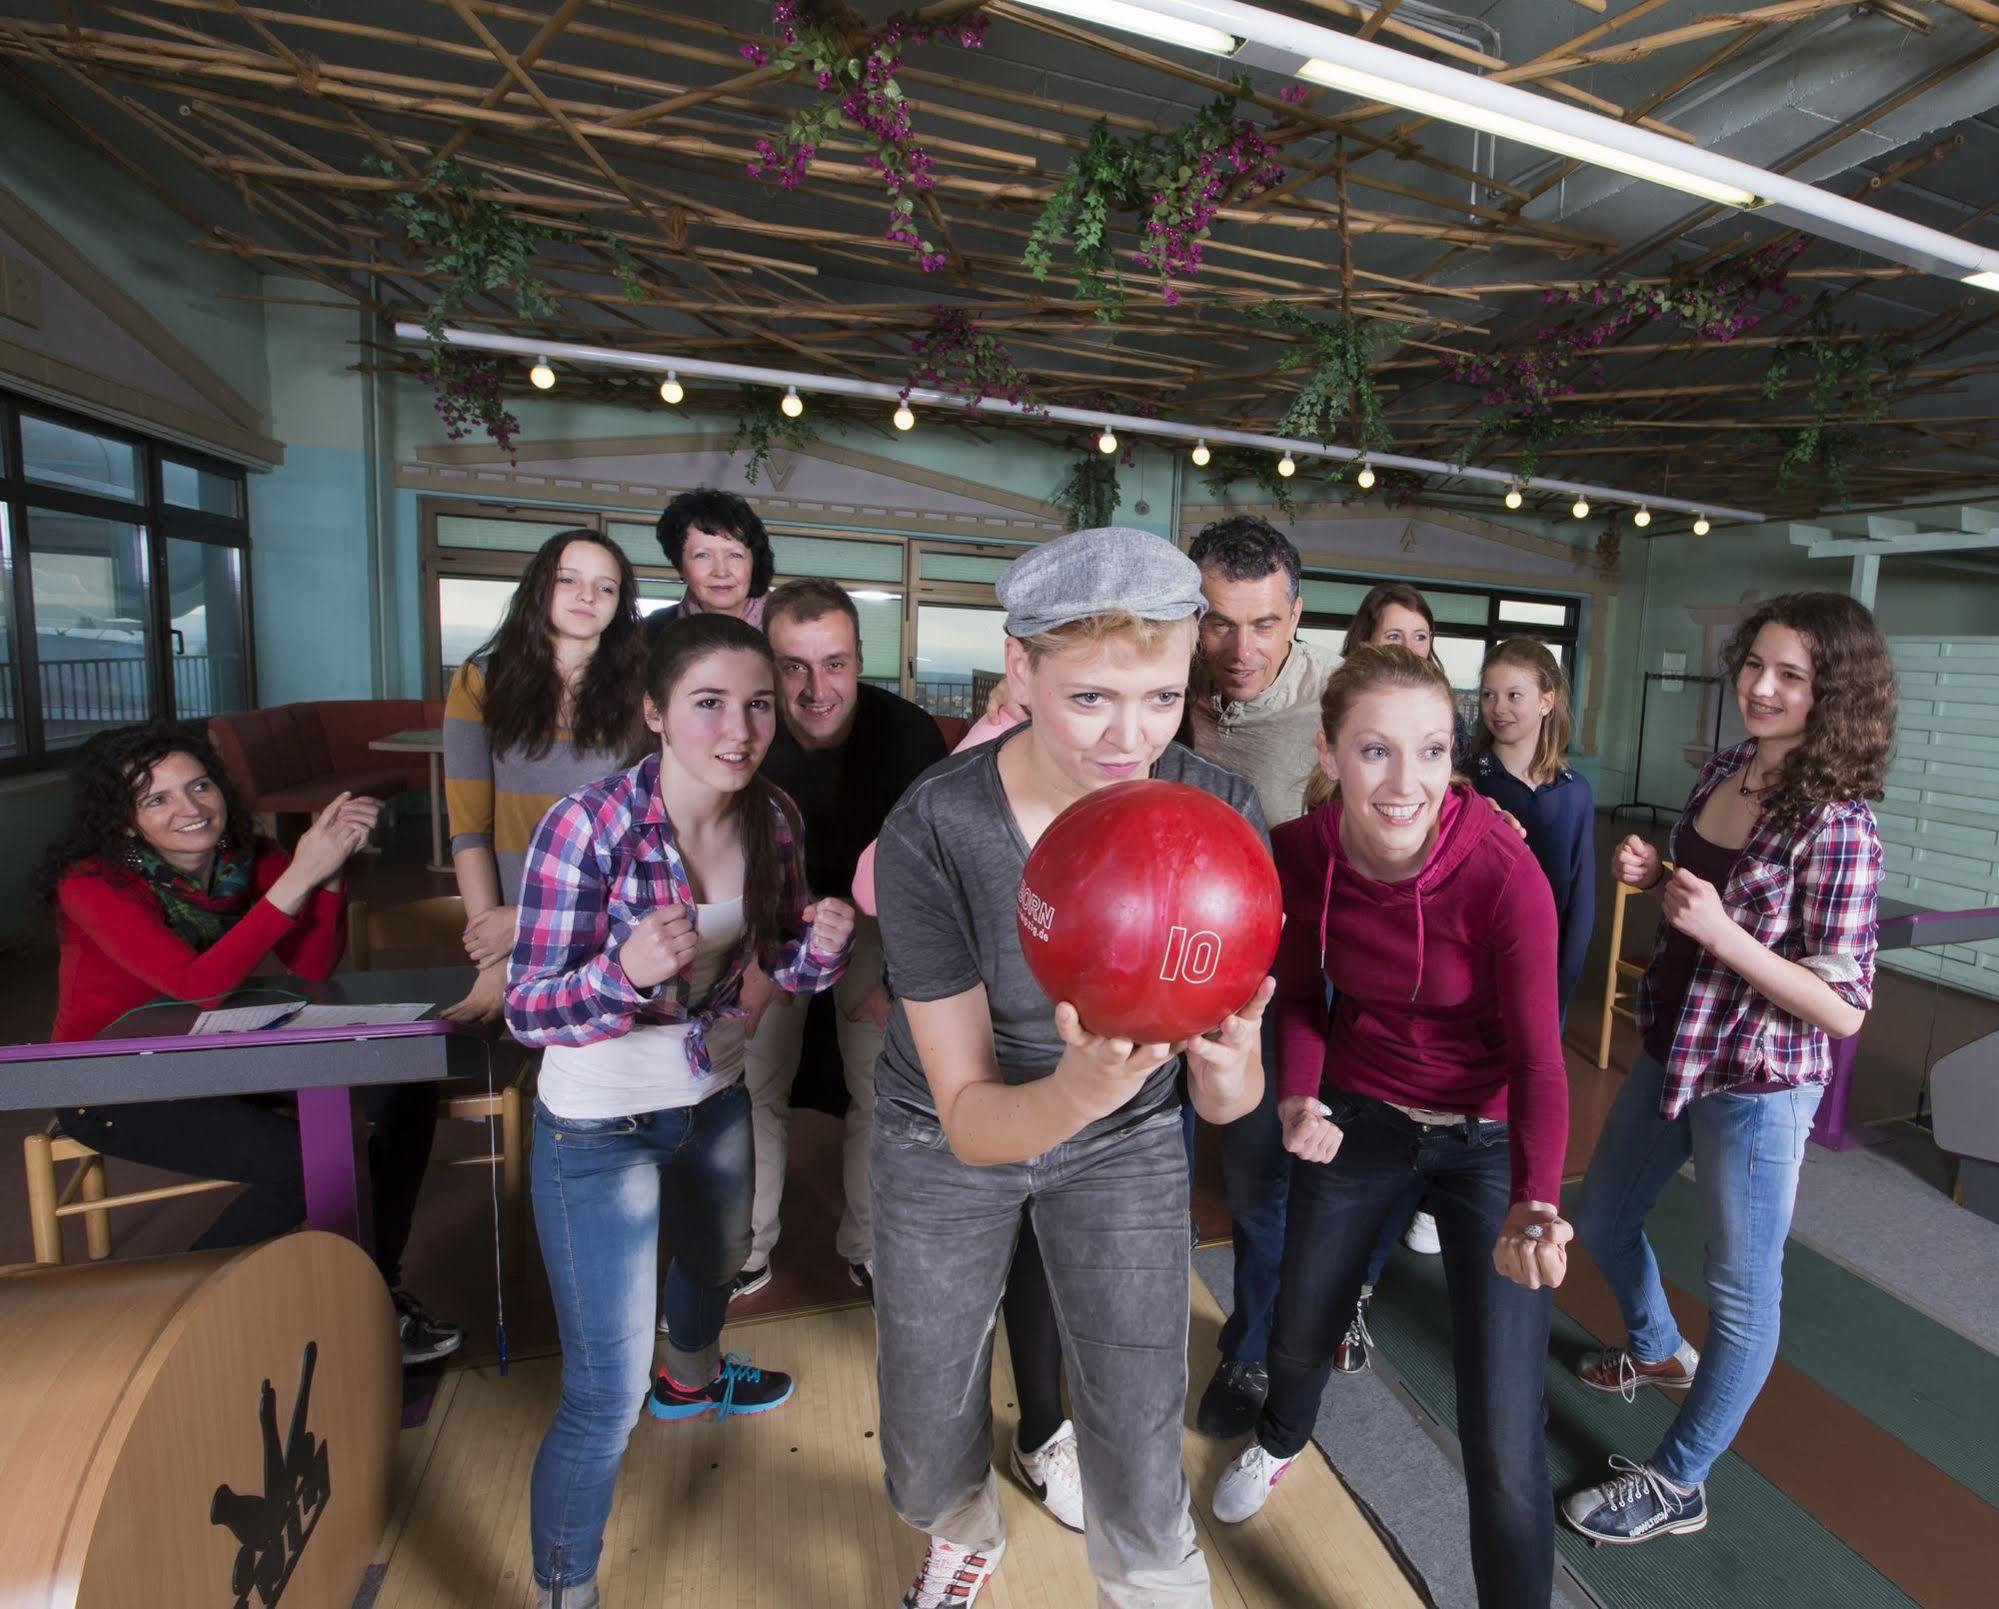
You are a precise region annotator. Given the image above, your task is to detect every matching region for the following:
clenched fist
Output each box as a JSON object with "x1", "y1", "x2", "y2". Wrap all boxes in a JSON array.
[
  {"x1": 803, "y1": 897, "x2": 856, "y2": 959},
  {"x1": 620, "y1": 905, "x2": 698, "y2": 991}
]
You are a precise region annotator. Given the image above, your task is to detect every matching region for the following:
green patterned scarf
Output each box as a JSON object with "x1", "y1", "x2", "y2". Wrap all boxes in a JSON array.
[{"x1": 125, "y1": 840, "x2": 256, "y2": 949}]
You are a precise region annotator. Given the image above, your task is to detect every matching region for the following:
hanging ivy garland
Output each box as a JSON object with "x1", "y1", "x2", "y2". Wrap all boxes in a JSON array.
[
  {"x1": 1247, "y1": 301, "x2": 1401, "y2": 450},
  {"x1": 370, "y1": 158, "x2": 644, "y2": 458},
  {"x1": 732, "y1": 392, "x2": 819, "y2": 486},
  {"x1": 1053, "y1": 451, "x2": 1121, "y2": 530},
  {"x1": 1760, "y1": 295, "x2": 1916, "y2": 501},
  {"x1": 1437, "y1": 238, "x2": 1804, "y2": 484},
  {"x1": 741, "y1": 1, "x2": 986, "y2": 273},
  {"x1": 901, "y1": 308, "x2": 1043, "y2": 414},
  {"x1": 1026, "y1": 77, "x2": 1286, "y2": 318},
  {"x1": 1200, "y1": 446, "x2": 1298, "y2": 518}
]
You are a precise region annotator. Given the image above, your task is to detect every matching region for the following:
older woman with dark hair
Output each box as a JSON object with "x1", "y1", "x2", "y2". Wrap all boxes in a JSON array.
[
  {"x1": 647, "y1": 487, "x2": 778, "y2": 639},
  {"x1": 41, "y1": 720, "x2": 459, "y2": 1364}
]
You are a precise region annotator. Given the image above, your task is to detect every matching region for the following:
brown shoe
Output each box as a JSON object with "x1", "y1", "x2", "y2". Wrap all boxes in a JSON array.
[{"x1": 1578, "y1": 1343, "x2": 1698, "y2": 1402}]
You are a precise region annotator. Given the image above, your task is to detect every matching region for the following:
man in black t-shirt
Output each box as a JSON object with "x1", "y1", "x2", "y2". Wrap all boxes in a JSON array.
[{"x1": 738, "y1": 580, "x2": 948, "y2": 1299}]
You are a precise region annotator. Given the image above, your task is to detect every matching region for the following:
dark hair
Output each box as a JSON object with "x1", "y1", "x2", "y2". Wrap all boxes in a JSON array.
[
  {"x1": 764, "y1": 578, "x2": 860, "y2": 646},
  {"x1": 655, "y1": 488, "x2": 776, "y2": 598},
  {"x1": 470, "y1": 529, "x2": 647, "y2": 762},
  {"x1": 644, "y1": 613, "x2": 798, "y2": 965},
  {"x1": 1721, "y1": 591, "x2": 1896, "y2": 830},
  {"x1": 1188, "y1": 516, "x2": 1301, "y2": 602},
  {"x1": 36, "y1": 721, "x2": 258, "y2": 904},
  {"x1": 1302, "y1": 645, "x2": 1457, "y2": 811},
  {"x1": 1471, "y1": 638, "x2": 1574, "y2": 786},
  {"x1": 1341, "y1": 582, "x2": 1435, "y2": 657}
]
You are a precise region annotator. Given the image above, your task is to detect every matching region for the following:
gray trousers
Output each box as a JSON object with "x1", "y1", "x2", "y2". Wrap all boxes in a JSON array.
[
  {"x1": 871, "y1": 1100, "x2": 1210, "y2": 1608},
  {"x1": 745, "y1": 917, "x2": 884, "y2": 1266}
]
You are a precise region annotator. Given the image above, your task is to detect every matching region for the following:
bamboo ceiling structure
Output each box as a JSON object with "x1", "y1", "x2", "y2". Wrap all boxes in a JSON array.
[{"x1": 5, "y1": 0, "x2": 1999, "y2": 522}]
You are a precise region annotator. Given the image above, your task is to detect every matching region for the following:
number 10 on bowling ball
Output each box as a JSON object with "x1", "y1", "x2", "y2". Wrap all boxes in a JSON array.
[{"x1": 1015, "y1": 780, "x2": 1282, "y2": 1042}]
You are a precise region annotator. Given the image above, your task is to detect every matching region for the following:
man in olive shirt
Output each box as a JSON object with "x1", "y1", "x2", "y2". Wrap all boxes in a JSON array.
[{"x1": 740, "y1": 580, "x2": 947, "y2": 1298}]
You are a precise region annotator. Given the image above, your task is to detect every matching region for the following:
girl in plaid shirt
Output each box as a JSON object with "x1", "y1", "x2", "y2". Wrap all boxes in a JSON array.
[
  {"x1": 1565, "y1": 592, "x2": 1894, "y2": 1549},
  {"x1": 506, "y1": 614, "x2": 854, "y2": 1609}
]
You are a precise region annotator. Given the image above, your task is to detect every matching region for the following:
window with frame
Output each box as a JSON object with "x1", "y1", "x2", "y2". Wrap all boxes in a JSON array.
[
  {"x1": 422, "y1": 504, "x2": 1041, "y2": 720},
  {"x1": 1295, "y1": 573, "x2": 1586, "y2": 732},
  {"x1": 0, "y1": 393, "x2": 253, "y2": 770}
]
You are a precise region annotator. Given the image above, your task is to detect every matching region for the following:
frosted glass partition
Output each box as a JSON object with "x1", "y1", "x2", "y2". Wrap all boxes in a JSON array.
[{"x1": 1877, "y1": 635, "x2": 1999, "y2": 1000}]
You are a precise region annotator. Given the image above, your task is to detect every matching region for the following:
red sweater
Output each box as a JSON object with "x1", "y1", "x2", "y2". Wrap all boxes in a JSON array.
[
  {"x1": 1270, "y1": 785, "x2": 1570, "y2": 1205},
  {"x1": 51, "y1": 845, "x2": 347, "y2": 1043}
]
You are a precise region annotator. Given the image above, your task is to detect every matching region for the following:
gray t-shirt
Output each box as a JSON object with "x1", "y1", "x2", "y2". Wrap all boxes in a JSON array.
[{"x1": 873, "y1": 729, "x2": 1270, "y2": 1142}]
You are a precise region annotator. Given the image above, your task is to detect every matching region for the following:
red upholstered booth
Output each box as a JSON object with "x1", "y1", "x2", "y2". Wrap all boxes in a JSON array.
[{"x1": 208, "y1": 700, "x2": 445, "y2": 820}]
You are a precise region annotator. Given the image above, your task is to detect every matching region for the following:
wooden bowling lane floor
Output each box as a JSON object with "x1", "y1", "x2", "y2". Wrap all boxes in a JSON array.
[{"x1": 366, "y1": 1278, "x2": 1422, "y2": 1608}]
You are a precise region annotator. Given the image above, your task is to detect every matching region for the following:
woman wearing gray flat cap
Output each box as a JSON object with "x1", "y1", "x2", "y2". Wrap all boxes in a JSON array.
[{"x1": 869, "y1": 526, "x2": 1275, "y2": 1609}]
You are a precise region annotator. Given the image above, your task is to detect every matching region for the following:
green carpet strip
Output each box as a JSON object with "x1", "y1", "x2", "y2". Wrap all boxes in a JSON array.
[
  {"x1": 1635, "y1": 1173, "x2": 1999, "y2": 1507},
  {"x1": 1363, "y1": 1241, "x2": 1913, "y2": 1609}
]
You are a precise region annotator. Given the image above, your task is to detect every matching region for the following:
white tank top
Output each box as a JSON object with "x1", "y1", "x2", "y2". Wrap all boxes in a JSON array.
[{"x1": 537, "y1": 897, "x2": 749, "y2": 1120}]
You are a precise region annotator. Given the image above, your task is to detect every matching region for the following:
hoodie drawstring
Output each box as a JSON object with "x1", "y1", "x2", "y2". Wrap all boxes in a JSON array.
[{"x1": 1409, "y1": 888, "x2": 1425, "y2": 1002}]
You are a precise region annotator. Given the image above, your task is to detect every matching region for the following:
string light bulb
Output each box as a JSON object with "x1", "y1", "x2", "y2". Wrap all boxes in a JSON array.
[
  {"x1": 1504, "y1": 482, "x2": 1523, "y2": 510},
  {"x1": 779, "y1": 386, "x2": 804, "y2": 419},
  {"x1": 1693, "y1": 515, "x2": 1712, "y2": 535},
  {"x1": 529, "y1": 356, "x2": 555, "y2": 390},
  {"x1": 659, "y1": 372, "x2": 683, "y2": 405},
  {"x1": 1571, "y1": 496, "x2": 1591, "y2": 519},
  {"x1": 1633, "y1": 506, "x2": 1652, "y2": 528},
  {"x1": 1191, "y1": 438, "x2": 1210, "y2": 467},
  {"x1": 1098, "y1": 427, "x2": 1118, "y2": 455},
  {"x1": 1356, "y1": 459, "x2": 1377, "y2": 490},
  {"x1": 1277, "y1": 452, "x2": 1297, "y2": 478},
  {"x1": 893, "y1": 402, "x2": 916, "y2": 431}
]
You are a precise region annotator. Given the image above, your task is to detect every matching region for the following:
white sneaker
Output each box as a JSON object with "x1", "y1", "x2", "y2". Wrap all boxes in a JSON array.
[
  {"x1": 1212, "y1": 1441, "x2": 1297, "y2": 1524},
  {"x1": 900, "y1": 1536, "x2": 1005, "y2": 1607},
  {"x1": 1010, "y1": 1419, "x2": 1085, "y2": 1532},
  {"x1": 1402, "y1": 1210, "x2": 1441, "y2": 1255}
]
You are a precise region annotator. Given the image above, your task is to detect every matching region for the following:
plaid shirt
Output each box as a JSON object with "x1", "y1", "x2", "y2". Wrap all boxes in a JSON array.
[
  {"x1": 1639, "y1": 741, "x2": 1881, "y2": 1118},
  {"x1": 504, "y1": 753, "x2": 848, "y2": 1072}
]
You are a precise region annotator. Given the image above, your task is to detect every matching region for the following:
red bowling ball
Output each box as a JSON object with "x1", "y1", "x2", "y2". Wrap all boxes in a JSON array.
[{"x1": 1016, "y1": 779, "x2": 1282, "y2": 1043}]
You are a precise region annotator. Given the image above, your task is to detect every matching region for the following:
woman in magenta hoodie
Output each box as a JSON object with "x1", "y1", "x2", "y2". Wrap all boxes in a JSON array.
[{"x1": 1210, "y1": 644, "x2": 1573, "y2": 1609}]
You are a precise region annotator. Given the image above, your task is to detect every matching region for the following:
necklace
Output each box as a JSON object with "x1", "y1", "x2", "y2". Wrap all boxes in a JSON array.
[{"x1": 1738, "y1": 767, "x2": 1776, "y2": 798}]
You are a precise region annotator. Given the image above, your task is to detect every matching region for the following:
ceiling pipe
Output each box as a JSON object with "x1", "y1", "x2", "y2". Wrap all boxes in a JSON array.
[{"x1": 396, "y1": 321, "x2": 1767, "y2": 523}]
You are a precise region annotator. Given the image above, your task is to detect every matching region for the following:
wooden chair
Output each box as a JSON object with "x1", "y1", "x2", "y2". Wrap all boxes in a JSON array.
[
  {"x1": 349, "y1": 897, "x2": 530, "y2": 1270},
  {"x1": 1596, "y1": 867, "x2": 1672, "y2": 1070},
  {"x1": 22, "y1": 1123, "x2": 237, "y2": 1266}
]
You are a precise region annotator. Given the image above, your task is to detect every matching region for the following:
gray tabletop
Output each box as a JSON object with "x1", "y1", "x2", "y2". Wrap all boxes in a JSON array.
[{"x1": 0, "y1": 967, "x2": 492, "y2": 1112}]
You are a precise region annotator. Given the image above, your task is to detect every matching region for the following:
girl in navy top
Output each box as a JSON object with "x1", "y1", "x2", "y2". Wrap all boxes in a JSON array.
[{"x1": 1470, "y1": 638, "x2": 1597, "y2": 1025}]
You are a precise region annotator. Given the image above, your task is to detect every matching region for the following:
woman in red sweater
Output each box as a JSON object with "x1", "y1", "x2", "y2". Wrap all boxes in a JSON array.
[
  {"x1": 1209, "y1": 646, "x2": 1572, "y2": 1609},
  {"x1": 42, "y1": 721, "x2": 459, "y2": 1363}
]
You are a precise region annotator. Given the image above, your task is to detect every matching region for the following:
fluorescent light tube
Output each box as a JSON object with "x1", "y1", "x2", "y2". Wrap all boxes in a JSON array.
[
  {"x1": 1010, "y1": 0, "x2": 1238, "y2": 56},
  {"x1": 1298, "y1": 57, "x2": 1762, "y2": 210}
]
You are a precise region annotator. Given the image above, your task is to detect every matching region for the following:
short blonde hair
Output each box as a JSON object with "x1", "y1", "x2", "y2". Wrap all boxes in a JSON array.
[{"x1": 1019, "y1": 610, "x2": 1196, "y2": 666}]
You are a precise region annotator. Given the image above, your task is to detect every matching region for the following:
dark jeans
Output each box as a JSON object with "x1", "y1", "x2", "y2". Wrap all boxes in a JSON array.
[
  {"x1": 1258, "y1": 1089, "x2": 1554, "y2": 1609},
  {"x1": 529, "y1": 1084, "x2": 754, "y2": 1591},
  {"x1": 1179, "y1": 1018, "x2": 1290, "y2": 1364},
  {"x1": 58, "y1": 1084, "x2": 438, "y2": 1286}
]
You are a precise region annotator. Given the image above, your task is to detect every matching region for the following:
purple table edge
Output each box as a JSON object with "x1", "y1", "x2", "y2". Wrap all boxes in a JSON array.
[{"x1": 1811, "y1": 900, "x2": 1999, "y2": 1151}]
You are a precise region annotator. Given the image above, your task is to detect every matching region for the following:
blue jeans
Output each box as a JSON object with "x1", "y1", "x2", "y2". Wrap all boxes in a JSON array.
[
  {"x1": 528, "y1": 1084, "x2": 754, "y2": 1592},
  {"x1": 1258, "y1": 1089, "x2": 1554, "y2": 1609},
  {"x1": 1575, "y1": 1051, "x2": 1822, "y2": 1488}
]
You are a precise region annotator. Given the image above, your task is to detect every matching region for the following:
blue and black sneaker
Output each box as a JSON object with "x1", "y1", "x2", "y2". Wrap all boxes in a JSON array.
[
  {"x1": 1562, "y1": 1456, "x2": 1708, "y2": 1546},
  {"x1": 647, "y1": 1352, "x2": 795, "y2": 1422}
]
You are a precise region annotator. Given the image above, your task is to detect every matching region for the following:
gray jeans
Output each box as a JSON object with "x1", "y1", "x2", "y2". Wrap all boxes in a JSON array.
[{"x1": 871, "y1": 1100, "x2": 1210, "y2": 1608}]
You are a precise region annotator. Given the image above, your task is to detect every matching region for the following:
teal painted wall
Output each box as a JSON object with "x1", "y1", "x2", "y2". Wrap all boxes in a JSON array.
[
  {"x1": 0, "y1": 86, "x2": 268, "y2": 417},
  {"x1": 249, "y1": 286, "x2": 375, "y2": 703}
]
